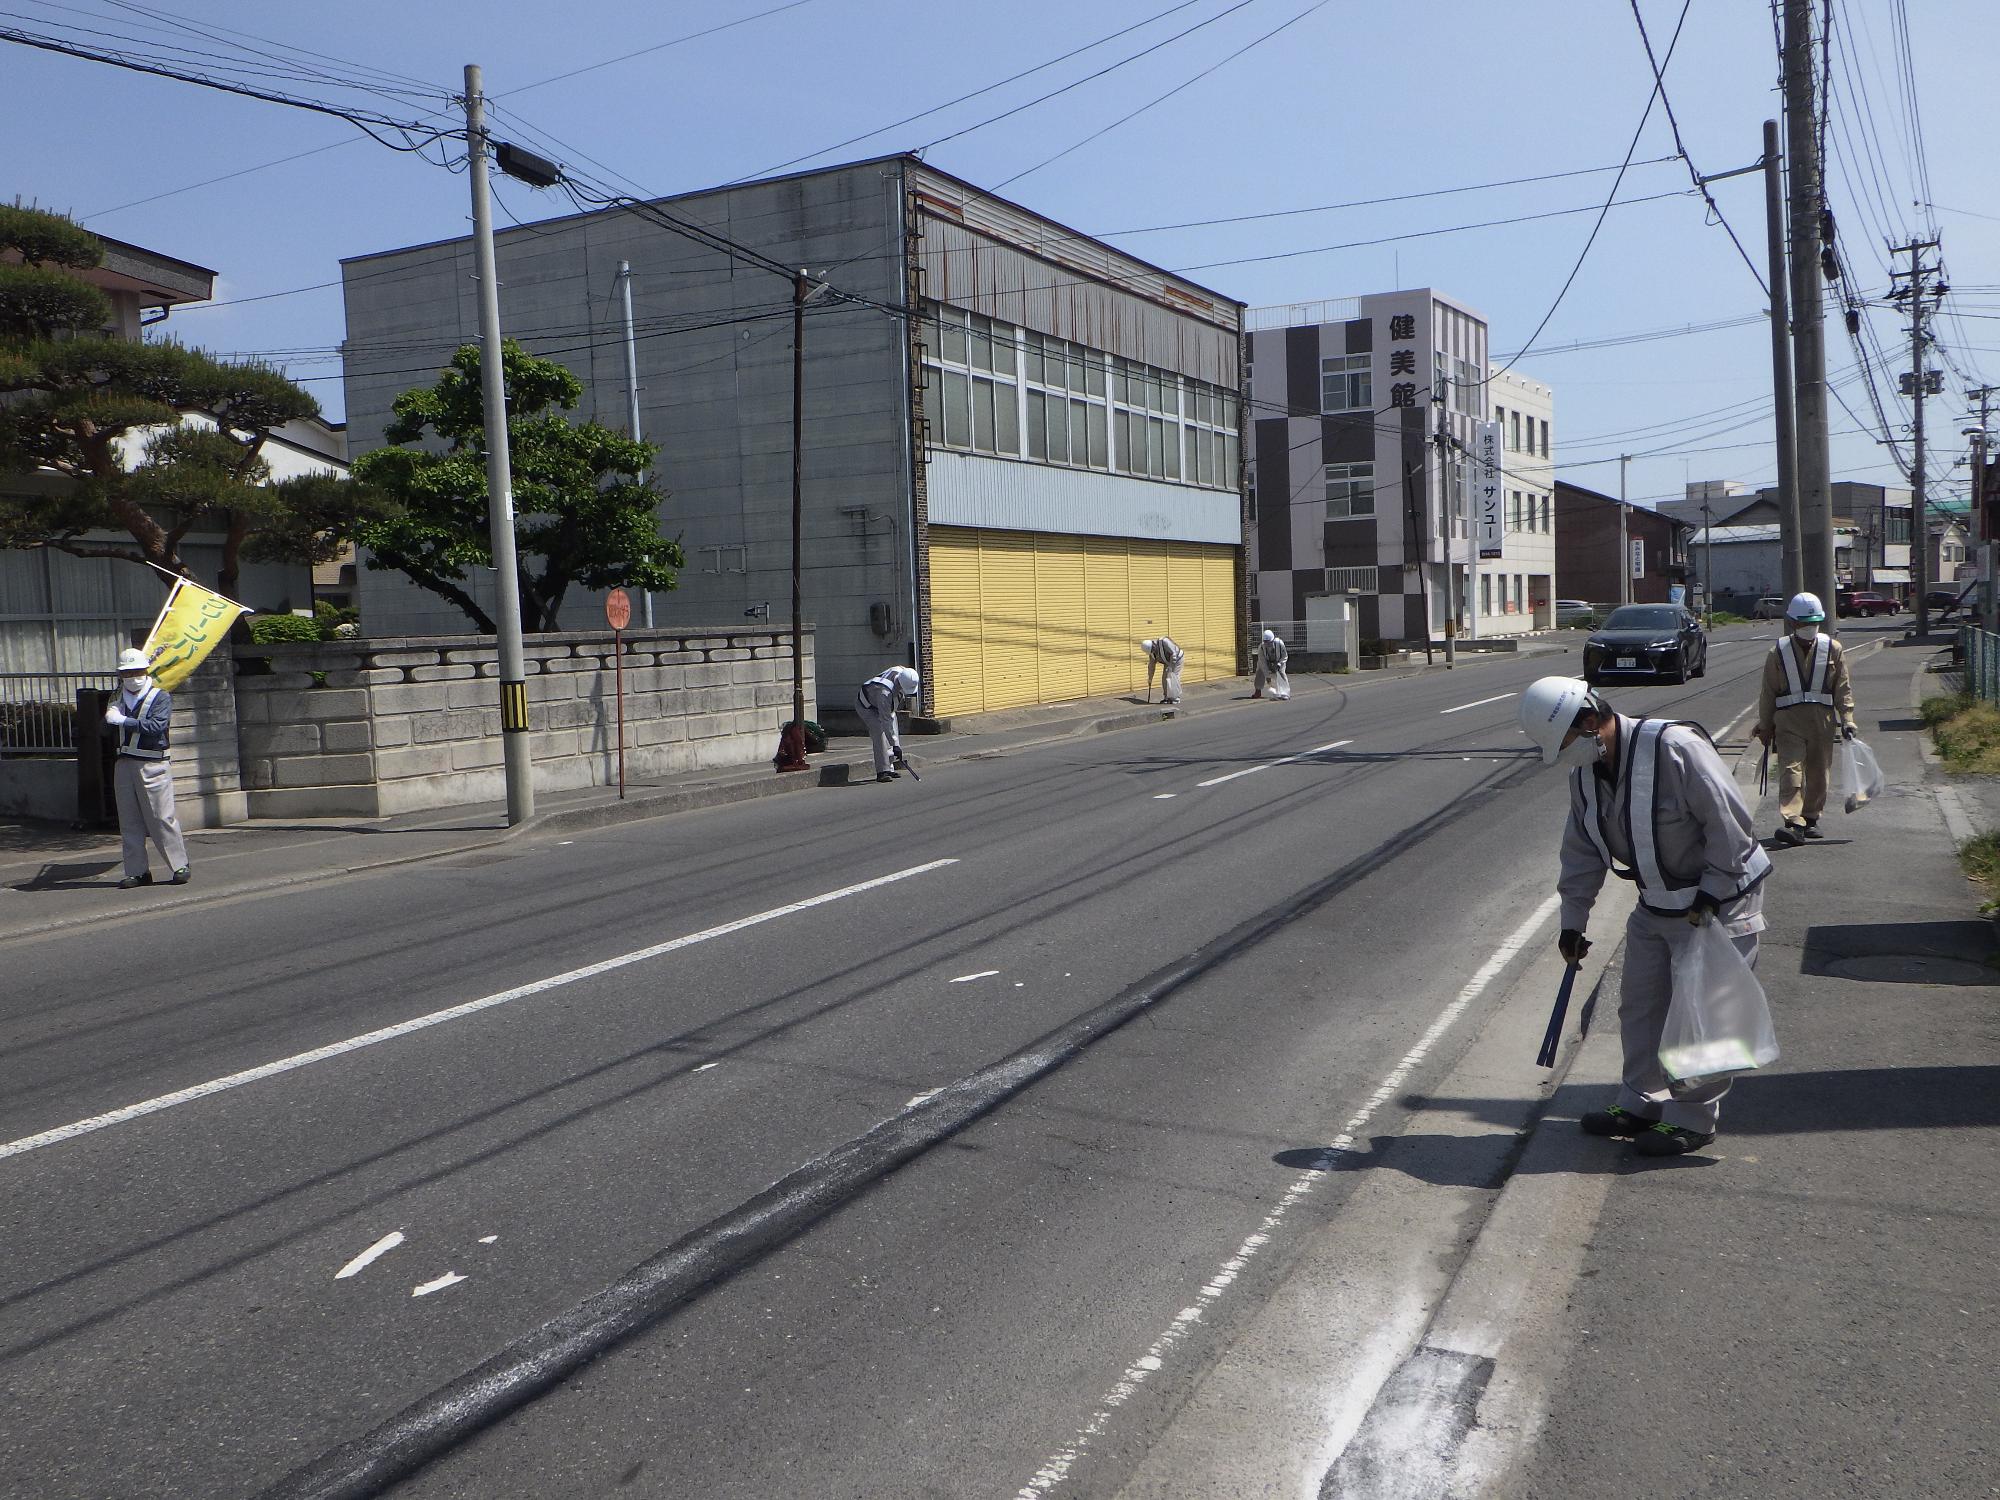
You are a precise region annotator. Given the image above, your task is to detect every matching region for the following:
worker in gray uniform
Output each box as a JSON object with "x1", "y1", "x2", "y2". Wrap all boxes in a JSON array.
[
  {"x1": 1754, "y1": 591, "x2": 1856, "y2": 846},
  {"x1": 856, "y1": 665, "x2": 919, "y2": 783},
  {"x1": 1518, "y1": 674, "x2": 1771, "y2": 1157},
  {"x1": 104, "y1": 646, "x2": 190, "y2": 889},
  {"x1": 1252, "y1": 629, "x2": 1290, "y2": 700},
  {"x1": 1140, "y1": 636, "x2": 1184, "y2": 705}
]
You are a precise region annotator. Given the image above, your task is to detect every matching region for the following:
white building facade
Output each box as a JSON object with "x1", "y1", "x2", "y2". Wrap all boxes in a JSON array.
[{"x1": 1483, "y1": 367, "x2": 1556, "y2": 634}]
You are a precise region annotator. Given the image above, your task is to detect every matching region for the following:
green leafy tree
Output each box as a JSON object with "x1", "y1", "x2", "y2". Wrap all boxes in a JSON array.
[
  {"x1": 351, "y1": 339, "x2": 680, "y2": 633},
  {"x1": 0, "y1": 204, "x2": 379, "y2": 597}
]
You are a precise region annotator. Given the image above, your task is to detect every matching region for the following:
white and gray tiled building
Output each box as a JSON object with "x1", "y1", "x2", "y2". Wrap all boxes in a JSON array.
[{"x1": 1245, "y1": 289, "x2": 1493, "y2": 647}]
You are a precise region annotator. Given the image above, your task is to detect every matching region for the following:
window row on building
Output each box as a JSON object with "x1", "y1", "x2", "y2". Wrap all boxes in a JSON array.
[
  {"x1": 1495, "y1": 403, "x2": 1550, "y2": 457},
  {"x1": 922, "y1": 303, "x2": 1240, "y2": 491},
  {"x1": 1480, "y1": 573, "x2": 1540, "y2": 616},
  {"x1": 1510, "y1": 490, "x2": 1553, "y2": 534}
]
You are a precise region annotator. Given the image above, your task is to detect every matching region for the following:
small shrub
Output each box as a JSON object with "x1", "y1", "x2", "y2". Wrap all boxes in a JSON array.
[
  {"x1": 1709, "y1": 611, "x2": 1749, "y2": 626},
  {"x1": 1958, "y1": 831, "x2": 2000, "y2": 915},
  {"x1": 249, "y1": 614, "x2": 321, "y2": 645},
  {"x1": 1930, "y1": 699, "x2": 2000, "y2": 773},
  {"x1": 1920, "y1": 692, "x2": 1973, "y2": 729}
]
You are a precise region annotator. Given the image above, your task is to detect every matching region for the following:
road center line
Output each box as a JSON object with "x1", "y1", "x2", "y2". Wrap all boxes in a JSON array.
[
  {"x1": 1439, "y1": 692, "x2": 1518, "y2": 715},
  {"x1": 1016, "y1": 891, "x2": 1561, "y2": 1498},
  {"x1": 1196, "y1": 740, "x2": 1352, "y2": 789},
  {"x1": 0, "y1": 858, "x2": 960, "y2": 1164}
]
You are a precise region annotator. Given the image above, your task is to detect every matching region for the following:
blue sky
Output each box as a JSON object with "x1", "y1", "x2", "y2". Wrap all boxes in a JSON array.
[{"x1": 6, "y1": 0, "x2": 1994, "y2": 513}]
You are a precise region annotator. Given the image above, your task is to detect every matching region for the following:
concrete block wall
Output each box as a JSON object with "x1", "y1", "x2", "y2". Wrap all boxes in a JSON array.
[
  {"x1": 169, "y1": 652, "x2": 249, "y2": 827},
  {"x1": 233, "y1": 627, "x2": 814, "y2": 818}
]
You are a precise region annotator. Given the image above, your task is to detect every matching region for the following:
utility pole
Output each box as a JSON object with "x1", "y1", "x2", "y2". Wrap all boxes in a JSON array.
[
  {"x1": 1968, "y1": 384, "x2": 1997, "y2": 634},
  {"x1": 1436, "y1": 403, "x2": 1455, "y2": 667},
  {"x1": 464, "y1": 63, "x2": 534, "y2": 824},
  {"x1": 617, "y1": 261, "x2": 654, "y2": 629},
  {"x1": 1703, "y1": 496, "x2": 1715, "y2": 625},
  {"x1": 1762, "y1": 118, "x2": 1804, "y2": 597},
  {"x1": 1619, "y1": 454, "x2": 1632, "y2": 604},
  {"x1": 1893, "y1": 237, "x2": 1943, "y2": 635},
  {"x1": 1783, "y1": 0, "x2": 1837, "y2": 622}
]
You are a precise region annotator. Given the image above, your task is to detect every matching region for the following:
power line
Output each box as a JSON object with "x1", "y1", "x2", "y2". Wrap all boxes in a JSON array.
[
  {"x1": 503, "y1": 0, "x2": 824, "y2": 97},
  {"x1": 1626, "y1": 0, "x2": 1767, "y2": 294}
]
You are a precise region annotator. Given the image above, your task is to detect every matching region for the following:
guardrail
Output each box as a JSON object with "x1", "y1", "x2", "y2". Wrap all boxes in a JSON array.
[
  {"x1": 0, "y1": 671, "x2": 115, "y2": 756},
  {"x1": 1960, "y1": 627, "x2": 2000, "y2": 704}
]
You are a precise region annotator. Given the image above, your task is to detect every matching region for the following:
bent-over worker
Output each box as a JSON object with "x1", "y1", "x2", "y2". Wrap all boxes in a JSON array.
[
  {"x1": 1140, "y1": 636, "x2": 1184, "y2": 705},
  {"x1": 1253, "y1": 629, "x2": 1290, "y2": 701},
  {"x1": 1519, "y1": 675, "x2": 1771, "y2": 1157},
  {"x1": 856, "y1": 666, "x2": 919, "y2": 783}
]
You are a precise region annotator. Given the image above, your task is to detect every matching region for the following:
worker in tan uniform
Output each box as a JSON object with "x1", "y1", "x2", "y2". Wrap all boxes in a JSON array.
[{"x1": 1753, "y1": 591, "x2": 1857, "y2": 847}]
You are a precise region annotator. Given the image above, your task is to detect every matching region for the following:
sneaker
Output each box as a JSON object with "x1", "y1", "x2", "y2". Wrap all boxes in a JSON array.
[
  {"x1": 1581, "y1": 1104, "x2": 1658, "y2": 1137},
  {"x1": 876, "y1": 771, "x2": 898, "y2": 783},
  {"x1": 117, "y1": 872, "x2": 154, "y2": 889},
  {"x1": 1634, "y1": 1123, "x2": 1716, "y2": 1157},
  {"x1": 170, "y1": 866, "x2": 191, "y2": 885},
  {"x1": 1774, "y1": 824, "x2": 1807, "y2": 847},
  {"x1": 1802, "y1": 822, "x2": 1824, "y2": 840}
]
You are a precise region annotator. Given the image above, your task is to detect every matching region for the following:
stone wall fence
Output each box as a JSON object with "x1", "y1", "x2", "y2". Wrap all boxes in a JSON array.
[{"x1": 233, "y1": 625, "x2": 814, "y2": 819}]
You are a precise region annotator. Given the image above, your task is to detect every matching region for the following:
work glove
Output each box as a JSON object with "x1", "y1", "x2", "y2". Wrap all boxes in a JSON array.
[
  {"x1": 1686, "y1": 890, "x2": 1722, "y2": 927},
  {"x1": 1843, "y1": 724, "x2": 1857, "y2": 741},
  {"x1": 1557, "y1": 929, "x2": 1591, "y2": 964},
  {"x1": 104, "y1": 707, "x2": 127, "y2": 726}
]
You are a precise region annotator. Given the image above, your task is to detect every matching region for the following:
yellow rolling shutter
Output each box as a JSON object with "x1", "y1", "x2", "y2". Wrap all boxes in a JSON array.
[
  {"x1": 928, "y1": 527, "x2": 983, "y2": 717},
  {"x1": 1083, "y1": 536, "x2": 1133, "y2": 698},
  {"x1": 1033, "y1": 535, "x2": 1088, "y2": 704},
  {"x1": 978, "y1": 530, "x2": 1039, "y2": 711},
  {"x1": 925, "y1": 527, "x2": 1238, "y2": 716}
]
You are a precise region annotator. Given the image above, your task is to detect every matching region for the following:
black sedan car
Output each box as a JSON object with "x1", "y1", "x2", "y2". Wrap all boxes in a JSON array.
[{"x1": 1583, "y1": 604, "x2": 1708, "y2": 685}]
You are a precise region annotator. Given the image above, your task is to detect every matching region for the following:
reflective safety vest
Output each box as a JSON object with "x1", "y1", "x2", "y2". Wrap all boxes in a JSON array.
[
  {"x1": 115, "y1": 686, "x2": 169, "y2": 760},
  {"x1": 1774, "y1": 633, "x2": 1835, "y2": 709},
  {"x1": 1572, "y1": 718, "x2": 1771, "y2": 916}
]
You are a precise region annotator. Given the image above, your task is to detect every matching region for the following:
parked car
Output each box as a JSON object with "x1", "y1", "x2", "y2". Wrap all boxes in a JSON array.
[
  {"x1": 1926, "y1": 588, "x2": 1973, "y2": 619},
  {"x1": 1836, "y1": 590, "x2": 1899, "y2": 617},
  {"x1": 1752, "y1": 596, "x2": 1788, "y2": 620},
  {"x1": 1583, "y1": 604, "x2": 1709, "y2": 685},
  {"x1": 1554, "y1": 599, "x2": 1596, "y2": 628}
]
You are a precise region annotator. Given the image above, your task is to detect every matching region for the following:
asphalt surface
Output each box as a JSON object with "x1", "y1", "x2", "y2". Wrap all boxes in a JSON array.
[{"x1": 0, "y1": 623, "x2": 1826, "y2": 1499}]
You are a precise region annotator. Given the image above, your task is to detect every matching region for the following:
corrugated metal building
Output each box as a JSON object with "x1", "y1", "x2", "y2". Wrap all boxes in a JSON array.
[{"x1": 339, "y1": 156, "x2": 1246, "y2": 720}]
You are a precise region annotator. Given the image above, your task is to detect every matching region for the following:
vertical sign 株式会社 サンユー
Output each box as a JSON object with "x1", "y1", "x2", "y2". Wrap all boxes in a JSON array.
[{"x1": 1476, "y1": 419, "x2": 1504, "y2": 559}]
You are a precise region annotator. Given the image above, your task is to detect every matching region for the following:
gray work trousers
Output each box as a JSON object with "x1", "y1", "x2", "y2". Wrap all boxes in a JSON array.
[
  {"x1": 1616, "y1": 907, "x2": 1761, "y2": 1133},
  {"x1": 114, "y1": 755, "x2": 188, "y2": 878},
  {"x1": 856, "y1": 684, "x2": 901, "y2": 775}
]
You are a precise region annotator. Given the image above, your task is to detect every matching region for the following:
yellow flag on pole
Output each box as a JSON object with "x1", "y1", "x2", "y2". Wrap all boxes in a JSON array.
[{"x1": 142, "y1": 576, "x2": 250, "y2": 691}]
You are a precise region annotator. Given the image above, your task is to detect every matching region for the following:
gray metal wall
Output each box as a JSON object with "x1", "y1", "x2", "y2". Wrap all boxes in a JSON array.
[{"x1": 341, "y1": 159, "x2": 914, "y2": 713}]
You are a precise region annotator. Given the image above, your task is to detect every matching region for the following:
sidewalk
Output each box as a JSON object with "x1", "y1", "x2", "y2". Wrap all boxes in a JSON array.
[{"x1": 1379, "y1": 637, "x2": 2000, "y2": 1496}]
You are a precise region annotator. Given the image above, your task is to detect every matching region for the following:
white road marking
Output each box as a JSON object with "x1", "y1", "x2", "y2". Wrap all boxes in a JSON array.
[
  {"x1": 0, "y1": 859, "x2": 960, "y2": 1164},
  {"x1": 334, "y1": 1230, "x2": 404, "y2": 1280},
  {"x1": 412, "y1": 1272, "x2": 465, "y2": 1298},
  {"x1": 1439, "y1": 692, "x2": 1517, "y2": 715},
  {"x1": 692, "y1": 1062, "x2": 719, "y2": 1074},
  {"x1": 1195, "y1": 740, "x2": 1352, "y2": 789},
  {"x1": 1153, "y1": 793, "x2": 1178, "y2": 800},
  {"x1": 1016, "y1": 892, "x2": 1562, "y2": 1498},
  {"x1": 950, "y1": 970, "x2": 1000, "y2": 983}
]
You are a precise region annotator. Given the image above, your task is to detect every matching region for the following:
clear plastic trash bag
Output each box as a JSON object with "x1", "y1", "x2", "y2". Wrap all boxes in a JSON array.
[
  {"x1": 1659, "y1": 919, "x2": 1780, "y2": 1086},
  {"x1": 1832, "y1": 734, "x2": 1884, "y2": 813}
]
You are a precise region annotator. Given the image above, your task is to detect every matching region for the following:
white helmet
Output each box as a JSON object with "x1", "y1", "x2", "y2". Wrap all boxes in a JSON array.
[
  {"x1": 1518, "y1": 675, "x2": 1599, "y2": 765},
  {"x1": 1139, "y1": 638, "x2": 1156, "y2": 653},
  {"x1": 892, "y1": 666, "x2": 919, "y2": 696},
  {"x1": 1262, "y1": 629, "x2": 1276, "y2": 643},
  {"x1": 1786, "y1": 592, "x2": 1825, "y2": 622},
  {"x1": 116, "y1": 647, "x2": 151, "y2": 675}
]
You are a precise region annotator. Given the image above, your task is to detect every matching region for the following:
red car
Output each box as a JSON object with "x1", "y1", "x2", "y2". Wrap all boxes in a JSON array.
[{"x1": 1836, "y1": 591, "x2": 1899, "y2": 617}]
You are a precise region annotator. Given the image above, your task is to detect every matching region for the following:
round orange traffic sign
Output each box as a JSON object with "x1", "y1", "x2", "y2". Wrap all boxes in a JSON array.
[{"x1": 605, "y1": 588, "x2": 632, "y2": 631}]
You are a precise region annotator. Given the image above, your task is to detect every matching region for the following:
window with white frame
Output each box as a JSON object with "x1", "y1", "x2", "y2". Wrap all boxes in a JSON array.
[
  {"x1": 1481, "y1": 573, "x2": 1493, "y2": 617},
  {"x1": 922, "y1": 303, "x2": 1020, "y2": 457},
  {"x1": 1321, "y1": 352, "x2": 1371, "y2": 413},
  {"x1": 1510, "y1": 411, "x2": 1522, "y2": 450},
  {"x1": 1181, "y1": 377, "x2": 1240, "y2": 489},
  {"x1": 1325, "y1": 462, "x2": 1375, "y2": 520},
  {"x1": 1112, "y1": 357, "x2": 1177, "y2": 479},
  {"x1": 1024, "y1": 329, "x2": 1108, "y2": 472},
  {"x1": 1540, "y1": 418, "x2": 1550, "y2": 457}
]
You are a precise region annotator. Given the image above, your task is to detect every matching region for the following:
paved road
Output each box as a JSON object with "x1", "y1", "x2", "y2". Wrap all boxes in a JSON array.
[{"x1": 0, "y1": 624, "x2": 1825, "y2": 1499}]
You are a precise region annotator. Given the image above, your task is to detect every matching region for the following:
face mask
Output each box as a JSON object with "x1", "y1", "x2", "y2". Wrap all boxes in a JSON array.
[
  {"x1": 121, "y1": 675, "x2": 150, "y2": 696},
  {"x1": 1794, "y1": 623, "x2": 1819, "y2": 641},
  {"x1": 1556, "y1": 728, "x2": 1603, "y2": 770}
]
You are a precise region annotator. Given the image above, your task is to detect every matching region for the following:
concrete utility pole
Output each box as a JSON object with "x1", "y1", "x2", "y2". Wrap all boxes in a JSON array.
[
  {"x1": 1970, "y1": 384, "x2": 1997, "y2": 634},
  {"x1": 1783, "y1": 0, "x2": 1837, "y2": 620},
  {"x1": 617, "y1": 261, "x2": 655, "y2": 629},
  {"x1": 464, "y1": 63, "x2": 534, "y2": 824},
  {"x1": 1894, "y1": 238, "x2": 1943, "y2": 636},
  {"x1": 1619, "y1": 454, "x2": 1632, "y2": 604},
  {"x1": 1762, "y1": 118, "x2": 1804, "y2": 597},
  {"x1": 1437, "y1": 403, "x2": 1455, "y2": 667}
]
